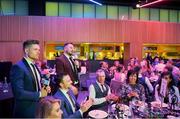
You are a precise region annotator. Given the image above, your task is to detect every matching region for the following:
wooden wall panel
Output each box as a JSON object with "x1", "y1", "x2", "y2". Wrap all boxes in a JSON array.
[
  {"x1": 0, "y1": 16, "x2": 180, "y2": 63},
  {"x1": 0, "y1": 42, "x2": 23, "y2": 63}
]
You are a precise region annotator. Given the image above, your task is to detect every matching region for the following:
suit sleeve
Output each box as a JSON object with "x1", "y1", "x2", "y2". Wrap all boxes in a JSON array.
[
  {"x1": 54, "y1": 93, "x2": 82, "y2": 118},
  {"x1": 10, "y1": 65, "x2": 39, "y2": 101},
  {"x1": 56, "y1": 58, "x2": 65, "y2": 75},
  {"x1": 60, "y1": 100, "x2": 82, "y2": 118}
]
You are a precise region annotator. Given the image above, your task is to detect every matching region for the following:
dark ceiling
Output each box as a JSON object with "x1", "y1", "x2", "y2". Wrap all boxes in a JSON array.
[{"x1": 51, "y1": 0, "x2": 180, "y2": 10}]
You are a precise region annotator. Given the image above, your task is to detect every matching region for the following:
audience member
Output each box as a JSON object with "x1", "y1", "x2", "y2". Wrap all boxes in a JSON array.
[
  {"x1": 89, "y1": 69, "x2": 118, "y2": 111},
  {"x1": 53, "y1": 73, "x2": 93, "y2": 118},
  {"x1": 118, "y1": 69, "x2": 146, "y2": 104},
  {"x1": 100, "y1": 61, "x2": 114, "y2": 85},
  {"x1": 155, "y1": 72, "x2": 180, "y2": 108},
  {"x1": 36, "y1": 96, "x2": 63, "y2": 118}
]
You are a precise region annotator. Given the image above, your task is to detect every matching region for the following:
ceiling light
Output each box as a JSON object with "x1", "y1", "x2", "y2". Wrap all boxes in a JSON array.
[
  {"x1": 89, "y1": 0, "x2": 102, "y2": 6},
  {"x1": 136, "y1": 0, "x2": 163, "y2": 8}
]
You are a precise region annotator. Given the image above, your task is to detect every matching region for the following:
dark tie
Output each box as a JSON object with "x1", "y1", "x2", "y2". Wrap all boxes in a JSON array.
[
  {"x1": 31, "y1": 63, "x2": 40, "y2": 91},
  {"x1": 69, "y1": 56, "x2": 77, "y2": 73},
  {"x1": 101, "y1": 84, "x2": 105, "y2": 92},
  {"x1": 67, "y1": 91, "x2": 76, "y2": 109}
]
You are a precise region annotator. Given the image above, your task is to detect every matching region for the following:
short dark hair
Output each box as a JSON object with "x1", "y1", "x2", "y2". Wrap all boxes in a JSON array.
[
  {"x1": 23, "y1": 40, "x2": 39, "y2": 51},
  {"x1": 116, "y1": 66, "x2": 123, "y2": 72},
  {"x1": 64, "y1": 43, "x2": 73, "y2": 49},
  {"x1": 126, "y1": 69, "x2": 138, "y2": 84},
  {"x1": 54, "y1": 72, "x2": 68, "y2": 86}
]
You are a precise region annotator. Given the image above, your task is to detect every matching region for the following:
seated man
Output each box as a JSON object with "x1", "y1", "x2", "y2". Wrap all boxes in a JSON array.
[
  {"x1": 53, "y1": 73, "x2": 93, "y2": 118},
  {"x1": 88, "y1": 69, "x2": 118, "y2": 111}
]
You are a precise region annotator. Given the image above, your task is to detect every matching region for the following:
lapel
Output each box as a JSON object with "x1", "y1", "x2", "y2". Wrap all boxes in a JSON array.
[
  {"x1": 58, "y1": 89, "x2": 74, "y2": 113},
  {"x1": 68, "y1": 89, "x2": 80, "y2": 109},
  {"x1": 62, "y1": 54, "x2": 74, "y2": 72},
  {"x1": 21, "y1": 58, "x2": 38, "y2": 90}
]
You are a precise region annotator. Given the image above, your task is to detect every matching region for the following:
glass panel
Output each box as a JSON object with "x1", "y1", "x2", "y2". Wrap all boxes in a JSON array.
[
  {"x1": 107, "y1": 5, "x2": 118, "y2": 19},
  {"x1": 59, "y1": 2, "x2": 71, "y2": 17},
  {"x1": 15, "y1": 0, "x2": 28, "y2": 15},
  {"x1": 84, "y1": 4, "x2": 95, "y2": 18},
  {"x1": 71, "y1": 3, "x2": 83, "y2": 18},
  {"x1": 46, "y1": 2, "x2": 58, "y2": 16},
  {"x1": 118, "y1": 6, "x2": 129, "y2": 20},
  {"x1": 1, "y1": 0, "x2": 14, "y2": 15},
  {"x1": 160, "y1": 9, "x2": 169, "y2": 22},
  {"x1": 130, "y1": 8, "x2": 139, "y2": 20},
  {"x1": 169, "y1": 10, "x2": 178, "y2": 23},
  {"x1": 96, "y1": 5, "x2": 106, "y2": 19},
  {"x1": 140, "y1": 8, "x2": 149, "y2": 21},
  {"x1": 179, "y1": 11, "x2": 180, "y2": 23},
  {"x1": 150, "y1": 8, "x2": 159, "y2": 21}
]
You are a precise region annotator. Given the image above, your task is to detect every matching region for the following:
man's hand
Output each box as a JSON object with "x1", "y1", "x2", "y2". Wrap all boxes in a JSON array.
[
  {"x1": 80, "y1": 98, "x2": 93, "y2": 113},
  {"x1": 106, "y1": 94, "x2": 119, "y2": 101},
  {"x1": 40, "y1": 85, "x2": 51, "y2": 97}
]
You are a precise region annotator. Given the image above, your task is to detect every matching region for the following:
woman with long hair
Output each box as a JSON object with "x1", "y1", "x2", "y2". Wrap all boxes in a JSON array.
[{"x1": 154, "y1": 71, "x2": 180, "y2": 108}]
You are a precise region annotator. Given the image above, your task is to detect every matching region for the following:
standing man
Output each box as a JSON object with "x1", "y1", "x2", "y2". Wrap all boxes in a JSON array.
[
  {"x1": 54, "y1": 73, "x2": 93, "y2": 118},
  {"x1": 56, "y1": 43, "x2": 79, "y2": 92},
  {"x1": 10, "y1": 40, "x2": 50, "y2": 118}
]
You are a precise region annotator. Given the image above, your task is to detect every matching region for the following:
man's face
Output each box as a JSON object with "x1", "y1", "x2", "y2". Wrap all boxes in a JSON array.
[
  {"x1": 97, "y1": 72, "x2": 106, "y2": 84},
  {"x1": 65, "y1": 44, "x2": 74, "y2": 56},
  {"x1": 25, "y1": 44, "x2": 40, "y2": 61},
  {"x1": 61, "y1": 75, "x2": 72, "y2": 89}
]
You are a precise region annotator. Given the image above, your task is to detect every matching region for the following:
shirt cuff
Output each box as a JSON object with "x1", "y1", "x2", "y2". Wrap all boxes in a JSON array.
[
  {"x1": 39, "y1": 92, "x2": 41, "y2": 98},
  {"x1": 79, "y1": 109, "x2": 83, "y2": 116}
]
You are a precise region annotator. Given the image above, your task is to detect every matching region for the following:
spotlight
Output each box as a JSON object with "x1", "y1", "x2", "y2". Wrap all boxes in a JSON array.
[{"x1": 137, "y1": 0, "x2": 163, "y2": 8}]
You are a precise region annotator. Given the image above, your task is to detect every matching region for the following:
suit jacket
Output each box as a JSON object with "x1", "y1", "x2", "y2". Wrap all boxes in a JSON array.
[
  {"x1": 101, "y1": 68, "x2": 113, "y2": 86},
  {"x1": 10, "y1": 58, "x2": 40, "y2": 118},
  {"x1": 56, "y1": 54, "x2": 79, "y2": 85},
  {"x1": 54, "y1": 89, "x2": 82, "y2": 118}
]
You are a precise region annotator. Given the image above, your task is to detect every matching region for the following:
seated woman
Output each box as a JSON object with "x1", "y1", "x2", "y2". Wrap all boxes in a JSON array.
[
  {"x1": 36, "y1": 96, "x2": 63, "y2": 118},
  {"x1": 155, "y1": 71, "x2": 180, "y2": 109},
  {"x1": 118, "y1": 69, "x2": 146, "y2": 104}
]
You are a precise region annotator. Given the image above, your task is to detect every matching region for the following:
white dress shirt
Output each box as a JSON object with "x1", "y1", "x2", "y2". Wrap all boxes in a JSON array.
[
  {"x1": 24, "y1": 57, "x2": 41, "y2": 91},
  {"x1": 60, "y1": 88, "x2": 83, "y2": 115},
  {"x1": 60, "y1": 88, "x2": 76, "y2": 112},
  {"x1": 89, "y1": 81, "x2": 111, "y2": 105}
]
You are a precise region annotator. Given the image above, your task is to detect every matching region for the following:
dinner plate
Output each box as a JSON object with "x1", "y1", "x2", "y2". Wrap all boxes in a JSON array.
[
  {"x1": 88, "y1": 110, "x2": 108, "y2": 119},
  {"x1": 151, "y1": 101, "x2": 168, "y2": 108},
  {"x1": 116, "y1": 104, "x2": 129, "y2": 111}
]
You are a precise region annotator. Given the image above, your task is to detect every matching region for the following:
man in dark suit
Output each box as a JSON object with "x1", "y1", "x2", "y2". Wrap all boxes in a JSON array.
[
  {"x1": 56, "y1": 43, "x2": 80, "y2": 94},
  {"x1": 100, "y1": 61, "x2": 114, "y2": 86},
  {"x1": 53, "y1": 73, "x2": 93, "y2": 118},
  {"x1": 56, "y1": 43, "x2": 78, "y2": 86},
  {"x1": 10, "y1": 40, "x2": 51, "y2": 118}
]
